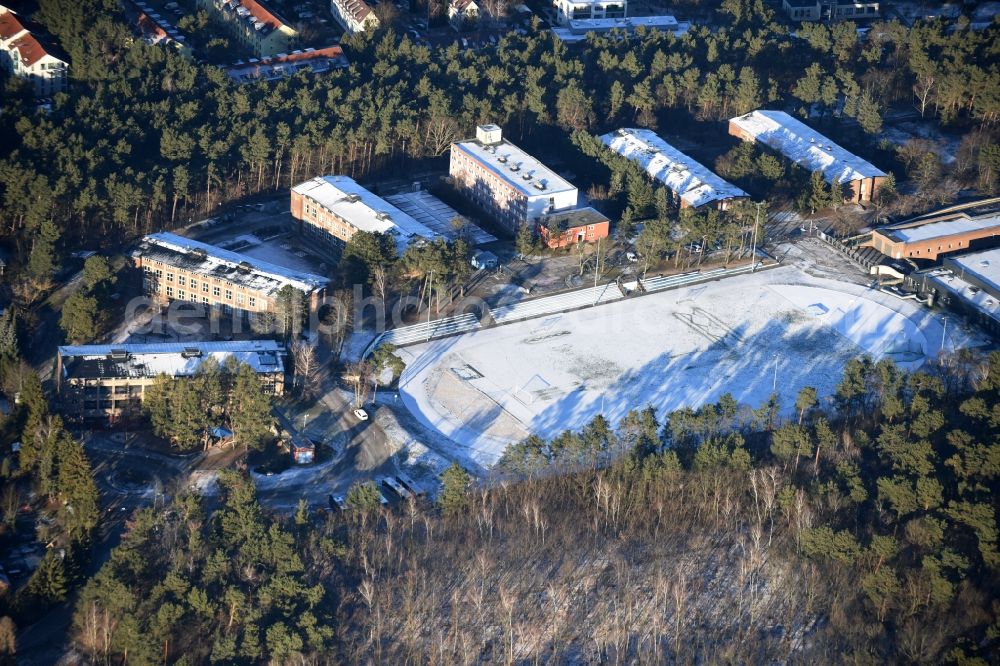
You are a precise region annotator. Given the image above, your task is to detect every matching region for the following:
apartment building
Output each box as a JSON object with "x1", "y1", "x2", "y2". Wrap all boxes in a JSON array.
[
  {"x1": 729, "y1": 110, "x2": 886, "y2": 204},
  {"x1": 553, "y1": 0, "x2": 627, "y2": 25},
  {"x1": 552, "y1": 15, "x2": 690, "y2": 42},
  {"x1": 0, "y1": 5, "x2": 67, "y2": 96},
  {"x1": 131, "y1": 232, "x2": 329, "y2": 317},
  {"x1": 225, "y1": 46, "x2": 348, "y2": 83},
  {"x1": 330, "y1": 0, "x2": 379, "y2": 34},
  {"x1": 781, "y1": 0, "x2": 879, "y2": 21},
  {"x1": 601, "y1": 128, "x2": 748, "y2": 210},
  {"x1": 56, "y1": 341, "x2": 287, "y2": 423},
  {"x1": 449, "y1": 125, "x2": 579, "y2": 232},
  {"x1": 195, "y1": 0, "x2": 297, "y2": 58},
  {"x1": 291, "y1": 175, "x2": 439, "y2": 255},
  {"x1": 869, "y1": 199, "x2": 1000, "y2": 263}
]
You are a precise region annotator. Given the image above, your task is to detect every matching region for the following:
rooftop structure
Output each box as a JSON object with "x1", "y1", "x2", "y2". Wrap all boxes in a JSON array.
[
  {"x1": 870, "y1": 198, "x2": 1000, "y2": 262},
  {"x1": 728, "y1": 110, "x2": 886, "y2": 203},
  {"x1": 384, "y1": 190, "x2": 497, "y2": 245},
  {"x1": 449, "y1": 125, "x2": 579, "y2": 231},
  {"x1": 329, "y1": 0, "x2": 379, "y2": 34},
  {"x1": 0, "y1": 5, "x2": 68, "y2": 95},
  {"x1": 225, "y1": 45, "x2": 348, "y2": 83},
  {"x1": 134, "y1": 232, "x2": 329, "y2": 297},
  {"x1": 291, "y1": 176, "x2": 440, "y2": 254},
  {"x1": 552, "y1": 15, "x2": 690, "y2": 42},
  {"x1": 601, "y1": 128, "x2": 747, "y2": 209}
]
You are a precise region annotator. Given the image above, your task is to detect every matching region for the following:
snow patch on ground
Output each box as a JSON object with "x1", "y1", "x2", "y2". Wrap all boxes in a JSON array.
[{"x1": 397, "y1": 266, "x2": 955, "y2": 468}]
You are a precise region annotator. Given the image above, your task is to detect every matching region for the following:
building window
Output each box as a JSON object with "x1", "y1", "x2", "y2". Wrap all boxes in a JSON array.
[
  {"x1": 190, "y1": 279, "x2": 198, "y2": 290},
  {"x1": 166, "y1": 286, "x2": 174, "y2": 297},
  {"x1": 213, "y1": 286, "x2": 221, "y2": 297},
  {"x1": 249, "y1": 296, "x2": 256, "y2": 308},
  {"x1": 166, "y1": 273, "x2": 174, "y2": 283},
  {"x1": 202, "y1": 283, "x2": 209, "y2": 293},
  {"x1": 225, "y1": 289, "x2": 233, "y2": 300},
  {"x1": 178, "y1": 275, "x2": 186, "y2": 286},
  {"x1": 202, "y1": 296, "x2": 209, "y2": 304},
  {"x1": 178, "y1": 290, "x2": 185, "y2": 299},
  {"x1": 237, "y1": 294, "x2": 244, "y2": 305}
]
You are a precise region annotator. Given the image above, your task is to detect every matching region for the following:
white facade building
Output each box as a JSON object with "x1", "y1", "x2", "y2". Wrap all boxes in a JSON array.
[
  {"x1": 0, "y1": 5, "x2": 68, "y2": 96},
  {"x1": 553, "y1": 0, "x2": 626, "y2": 25},
  {"x1": 449, "y1": 125, "x2": 579, "y2": 232},
  {"x1": 330, "y1": 0, "x2": 379, "y2": 34},
  {"x1": 601, "y1": 128, "x2": 748, "y2": 210},
  {"x1": 552, "y1": 15, "x2": 689, "y2": 43}
]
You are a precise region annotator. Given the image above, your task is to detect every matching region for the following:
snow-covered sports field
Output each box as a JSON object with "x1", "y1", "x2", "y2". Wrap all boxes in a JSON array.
[{"x1": 396, "y1": 266, "x2": 954, "y2": 468}]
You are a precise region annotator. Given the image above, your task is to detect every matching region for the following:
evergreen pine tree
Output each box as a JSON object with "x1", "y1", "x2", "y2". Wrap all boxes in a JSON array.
[{"x1": 437, "y1": 463, "x2": 471, "y2": 517}]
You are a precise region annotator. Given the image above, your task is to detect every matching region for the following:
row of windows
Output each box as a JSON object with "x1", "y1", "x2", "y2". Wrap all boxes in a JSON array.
[
  {"x1": 146, "y1": 264, "x2": 243, "y2": 291},
  {"x1": 162, "y1": 284, "x2": 257, "y2": 308}
]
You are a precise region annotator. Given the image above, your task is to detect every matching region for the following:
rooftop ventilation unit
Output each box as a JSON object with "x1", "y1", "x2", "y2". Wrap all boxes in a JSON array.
[
  {"x1": 343, "y1": 194, "x2": 361, "y2": 203},
  {"x1": 376, "y1": 211, "x2": 392, "y2": 221},
  {"x1": 109, "y1": 349, "x2": 129, "y2": 361},
  {"x1": 181, "y1": 347, "x2": 204, "y2": 359},
  {"x1": 510, "y1": 164, "x2": 520, "y2": 172},
  {"x1": 237, "y1": 261, "x2": 254, "y2": 272},
  {"x1": 476, "y1": 124, "x2": 502, "y2": 145}
]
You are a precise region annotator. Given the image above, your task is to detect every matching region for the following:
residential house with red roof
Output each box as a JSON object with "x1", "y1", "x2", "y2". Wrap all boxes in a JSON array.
[
  {"x1": 0, "y1": 4, "x2": 68, "y2": 96},
  {"x1": 196, "y1": 0, "x2": 297, "y2": 58}
]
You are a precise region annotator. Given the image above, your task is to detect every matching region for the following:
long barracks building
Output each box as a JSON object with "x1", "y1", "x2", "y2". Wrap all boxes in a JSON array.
[
  {"x1": 728, "y1": 109, "x2": 886, "y2": 204},
  {"x1": 601, "y1": 128, "x2": 748, "y2": 210},
  {"x1": 56, "y1": 341, "x2": 287, "y2": 423},
  {"x1": 290, "y1": 175, "x2": 440, "y2": 255},
  {"x1": 131, "y1": 232, "x2": 329, "y2": 317}
]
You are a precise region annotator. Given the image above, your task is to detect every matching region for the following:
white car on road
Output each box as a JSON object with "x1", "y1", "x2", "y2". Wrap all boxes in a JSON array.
[{"x1": 353, "y1": 408, "x2": 369, "y2": 421}]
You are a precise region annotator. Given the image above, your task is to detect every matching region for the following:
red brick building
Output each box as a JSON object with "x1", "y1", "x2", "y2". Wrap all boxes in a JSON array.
[
  {"x1": 869, "y1": 199, "x2": 1000, "y2": 263},
  {"x1": 537, "y1": 207, "x2": 611, "y2": 249}
]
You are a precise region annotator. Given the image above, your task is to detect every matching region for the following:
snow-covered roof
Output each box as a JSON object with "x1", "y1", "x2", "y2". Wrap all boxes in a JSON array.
[
  {"x1": 925, "y1": 268, "x2": 1000, "y2": 324},
  {"x1": 601, "y1": 128, "x2": 748, "y2": 208},
  {"x1": 452, "y1": 137, "x2": 577, "y2": 200},
  {"x1": 292, "y1": 176, "x2": 440, "y2": 254},
  {"x1": 134, "y1": 232, "x2": 329, "y2": 296},
  {"x1": 59, "y1": 340, "x2": 287, "y2": 380},
  {"x1": 946, "y1": 247, "x2": 1000, "y2": 297},
  {"x1": 886, "y1": 215, "x2": 1000, "y2": 243},
  {"x1": 729, "y1": 110, "x2": 886, "y2": 184}
]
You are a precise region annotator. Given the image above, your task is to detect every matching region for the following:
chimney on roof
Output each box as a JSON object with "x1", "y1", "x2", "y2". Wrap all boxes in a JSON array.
[{"x1": 476, "y1": 124, "x2": 502, "y2": 145}]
